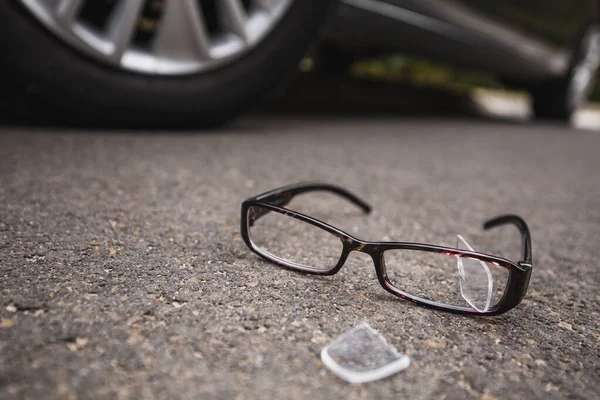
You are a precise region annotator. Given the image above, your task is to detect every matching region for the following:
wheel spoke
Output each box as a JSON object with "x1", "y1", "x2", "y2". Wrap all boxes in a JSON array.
[
  {"x1": 153, "y1": 0, "x2": 211, "y2": 60},
  {"x1": 221, "y1": 0, "x2": 247, "y2": 40},
  {"x1": 255, "y1": 0, "x2": 282, "y2": 12},
  {"x1": 18, "y1": 0, "x2": 293, "y2": 74},
  {"x1": 106, "y1": 0, "x2": 145, "y2": 61},
  {"x1": 55, "y1": 0, "x2": 82, "y2": 26}
]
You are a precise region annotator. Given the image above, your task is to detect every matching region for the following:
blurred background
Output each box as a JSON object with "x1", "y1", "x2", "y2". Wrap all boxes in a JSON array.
[{"x1": 2, "y1": 0, "x2": 600, "y2": 129}]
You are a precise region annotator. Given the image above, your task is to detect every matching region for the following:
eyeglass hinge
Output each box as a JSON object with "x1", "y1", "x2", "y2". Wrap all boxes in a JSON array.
[{"x1": 517, "y1": 262, "x2": 532, "y2": 271}]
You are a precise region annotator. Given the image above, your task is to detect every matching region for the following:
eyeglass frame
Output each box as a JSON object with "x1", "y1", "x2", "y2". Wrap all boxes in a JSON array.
[{"x1": 240, "y1": 182, "x2": 533, "y2": 316}]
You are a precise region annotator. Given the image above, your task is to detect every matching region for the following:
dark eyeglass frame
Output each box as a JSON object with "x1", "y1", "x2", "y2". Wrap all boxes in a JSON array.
[{"x1": 240, "y1": 182, "x2": 533, "y2": 316}]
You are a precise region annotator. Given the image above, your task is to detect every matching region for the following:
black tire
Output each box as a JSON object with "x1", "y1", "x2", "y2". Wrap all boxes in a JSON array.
[
  {"x1": 531, "y1": 25, "x2": 600, "y2": 121},
  {"x1": 0, "y1": 0, "x2": 334, "y2": 128},
  {"x1": 531, "y1": 82, "x2": 572, "y2": 121}
]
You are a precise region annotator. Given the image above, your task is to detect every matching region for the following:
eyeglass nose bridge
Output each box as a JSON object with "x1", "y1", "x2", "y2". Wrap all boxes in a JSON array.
[
  {"x1": 350, "y1": 241, "x2": 368, "y2": 253},
  {"x1": 345, "y1": 238, "x2": 384, "y2": 262},
  {"x1": 346, "y1": 238, "x2": 382, "y2": 255},
  {"x1": 345, "y1": 239, "x2": 389, "y2": 287}
]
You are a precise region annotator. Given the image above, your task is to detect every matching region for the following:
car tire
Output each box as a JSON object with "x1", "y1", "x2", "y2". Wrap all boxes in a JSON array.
[
  {"x1": 531, "y1": 25, "x2": 600, "y2": 121},
  {"x1": 0, "y1": 0, "x2": 334, "y2": 128}
]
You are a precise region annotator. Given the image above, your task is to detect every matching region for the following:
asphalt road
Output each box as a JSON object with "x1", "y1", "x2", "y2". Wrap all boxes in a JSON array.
[{"x1": 1, "y1": 103, "x2": 600, "y2": 398}]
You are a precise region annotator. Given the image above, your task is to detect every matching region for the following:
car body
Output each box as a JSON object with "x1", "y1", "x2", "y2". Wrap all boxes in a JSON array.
[
  {"x1": 325, "y1": 0, "x2": 598, "y2": 84},
  {"x1": 2, "y1": 0, "x2": 598, "y2": 126}
]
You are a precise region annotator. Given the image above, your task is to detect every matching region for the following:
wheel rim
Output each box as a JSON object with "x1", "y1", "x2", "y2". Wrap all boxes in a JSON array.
[
  {"x1": 18, "y1": 0, "x2": 293, "y2": 75},
  {"x1": 568, "y1": 29, "x2": 600, "y2": 111}
]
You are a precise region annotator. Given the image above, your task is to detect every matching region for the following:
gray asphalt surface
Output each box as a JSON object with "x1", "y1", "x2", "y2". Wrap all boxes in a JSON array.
[{"x1": 1, "y1": 111, "x2": 600, "y2": 399}]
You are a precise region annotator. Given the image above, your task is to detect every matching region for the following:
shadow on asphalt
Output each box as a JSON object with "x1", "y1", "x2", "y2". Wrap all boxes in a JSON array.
[
  {"x1": 367, "y1": 292, "x2": 522, "y2": 326},
  {"x1": 259, "y1": 73, "x2": 526, "y2": 125},
  {"x1": 0, "y1": 72, "x2": 532, "y2": 131}
]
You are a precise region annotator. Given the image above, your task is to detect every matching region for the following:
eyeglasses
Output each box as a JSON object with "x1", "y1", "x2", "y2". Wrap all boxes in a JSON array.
[{"x1": 240, "y1": 182, "x2": 533, "y2": 316}]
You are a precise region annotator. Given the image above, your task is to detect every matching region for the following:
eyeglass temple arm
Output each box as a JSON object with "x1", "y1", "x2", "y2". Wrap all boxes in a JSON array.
[
  {"x1": 261, "y1": 182, "x2": 372, "y2": 213},
  {"x1": 483, "y1": 215, "x2": 532, "y2": 265}
]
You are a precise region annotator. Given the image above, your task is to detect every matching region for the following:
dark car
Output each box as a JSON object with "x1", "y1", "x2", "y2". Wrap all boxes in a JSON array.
[
  {"x1": 324, "y1": 0, "x2": 600, "y2": 121},
  {"x1": 2, "y1": 0, "x2": 598, "y2": 126}
]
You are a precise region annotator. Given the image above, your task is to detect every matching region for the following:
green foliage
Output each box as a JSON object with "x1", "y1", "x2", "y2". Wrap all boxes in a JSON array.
[
  {"x1": 351, "y1": 55, "x2": 497, "y2": 94},
  {"x1": 351, "y1": 54, "x2": 600, "y2": 101}
]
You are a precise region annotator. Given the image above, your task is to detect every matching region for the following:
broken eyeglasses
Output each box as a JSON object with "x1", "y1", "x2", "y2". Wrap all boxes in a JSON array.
[{"x1": 241, "y1": 182, "x2": 532, "y2": 316}]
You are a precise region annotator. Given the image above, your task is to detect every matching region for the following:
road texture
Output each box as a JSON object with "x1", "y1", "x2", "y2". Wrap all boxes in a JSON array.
[{"x1": 1, "y1": 106, "x2": 600, "y2": 398}]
